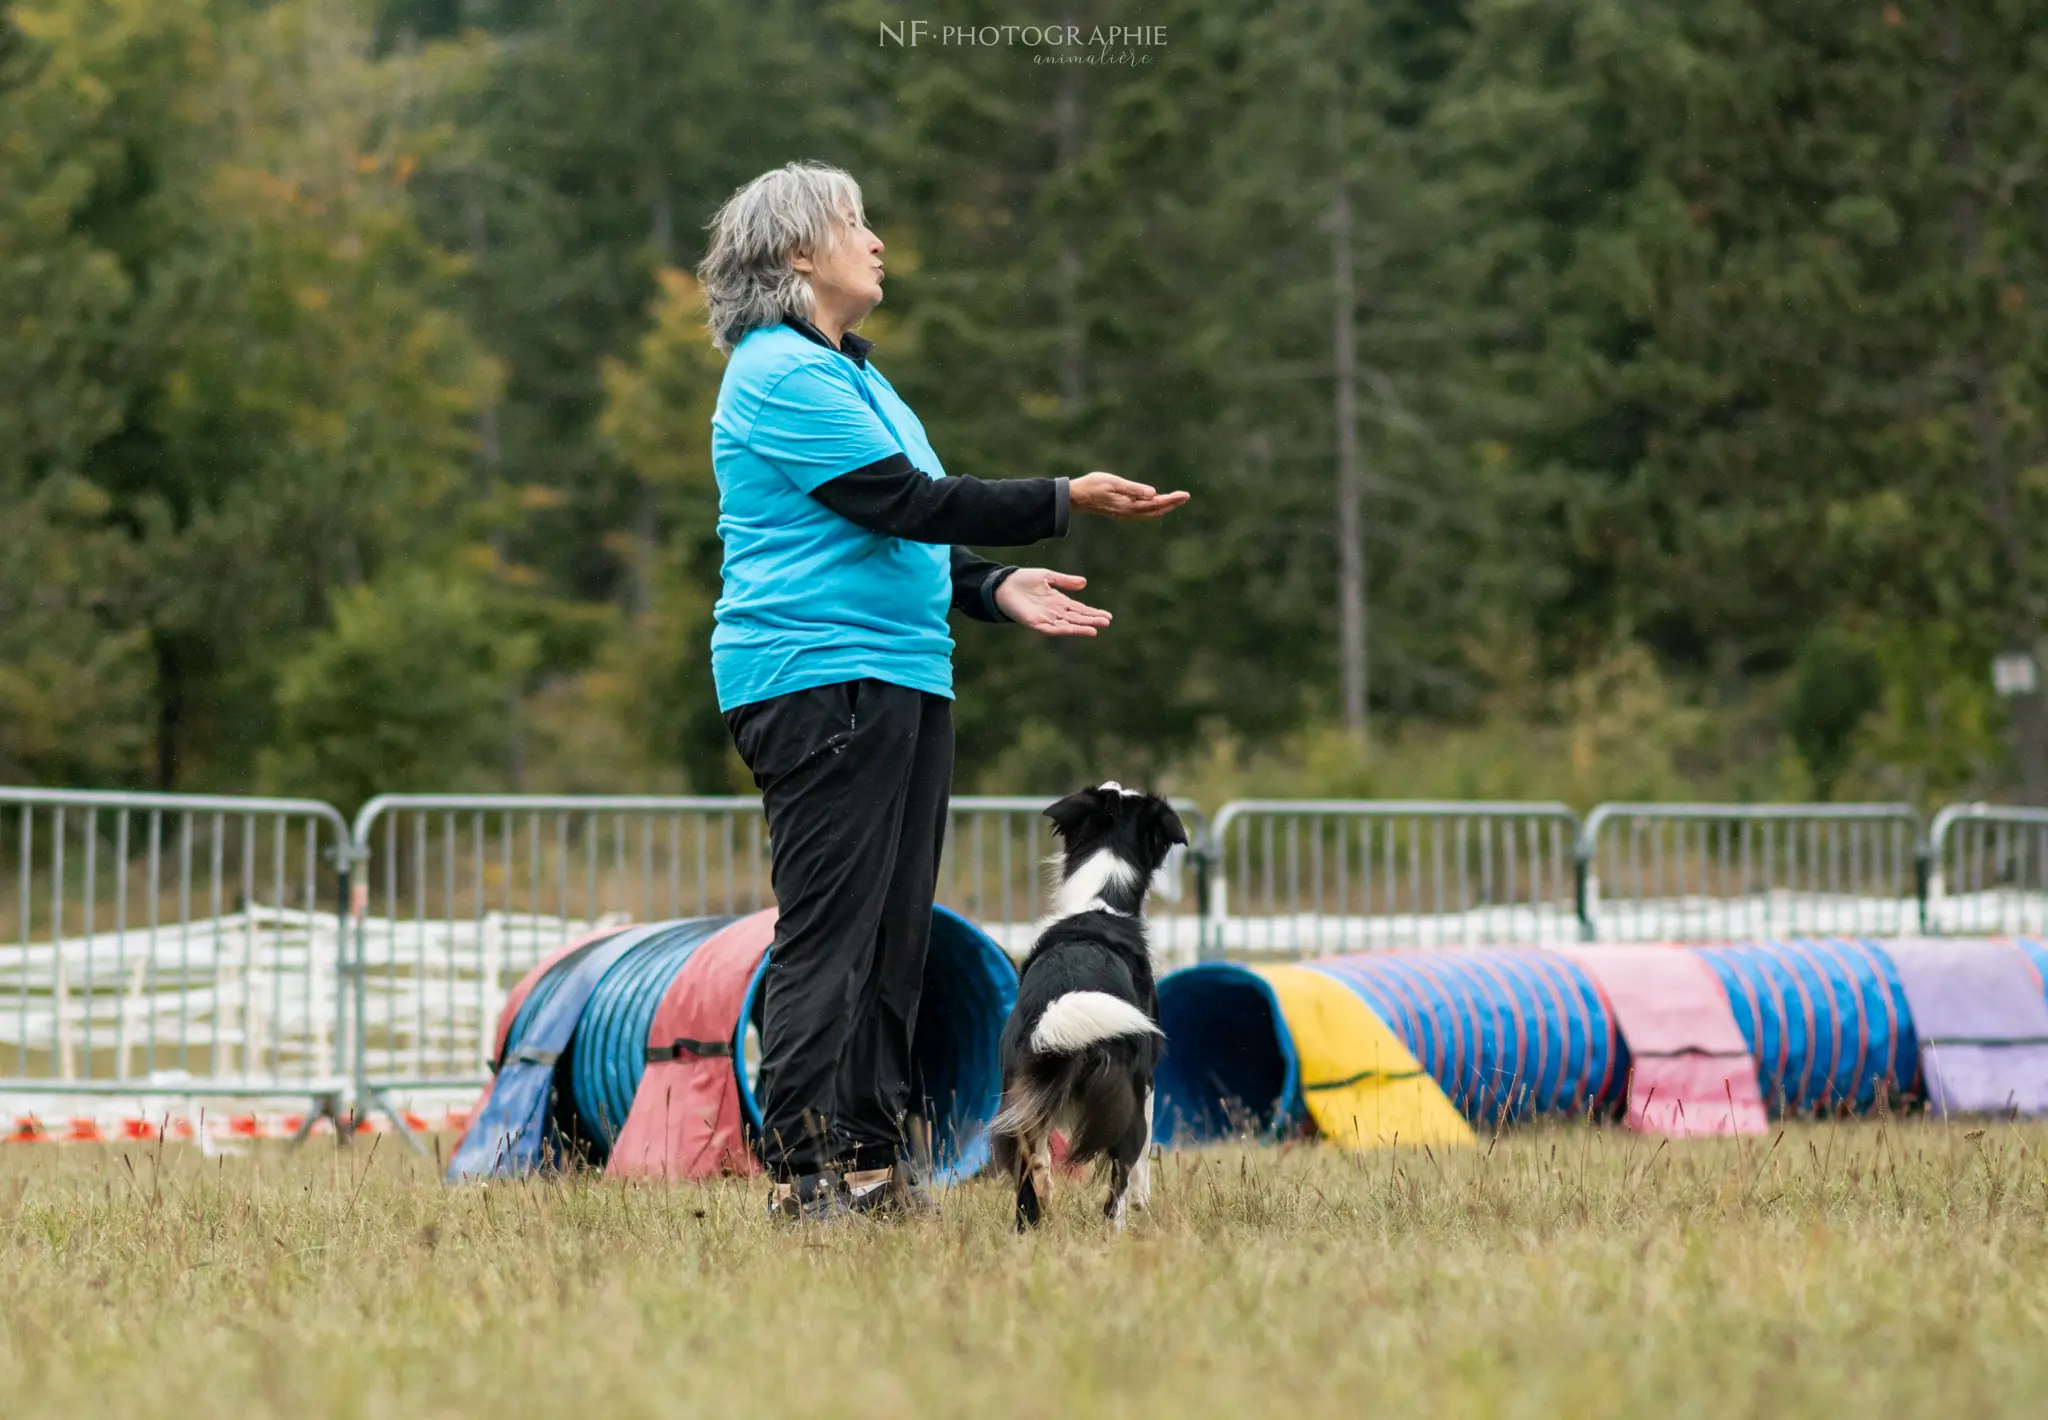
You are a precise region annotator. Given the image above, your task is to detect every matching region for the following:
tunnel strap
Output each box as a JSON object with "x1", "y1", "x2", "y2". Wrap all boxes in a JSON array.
[
  {"x1": 505, "y1": 1045, "x2": 560, "y2": 1068},
  {"x1": 1920, "y1": 1034, "x2": 2048, "y2": 1047},
  {"x1": 647, "y1": 1036, "x2": 733, "y2": 1062},
  {"x1": 1305, "y1": 1067, "x2": 1424, "y2": 1091}
]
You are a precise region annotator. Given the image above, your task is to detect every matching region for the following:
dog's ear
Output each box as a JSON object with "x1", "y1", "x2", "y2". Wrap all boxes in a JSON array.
[
  {"x1": 1042, "y1": 786, "x2": 1110, "y2": 842},
  {"x1": 1141, "y1": 798, "x2": 1189, "y2": 856}
]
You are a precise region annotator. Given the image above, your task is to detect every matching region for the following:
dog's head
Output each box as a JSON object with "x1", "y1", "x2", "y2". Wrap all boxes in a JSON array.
[{"x1": 1042, "y1": 782, "x2": 1189, "y2": 916}]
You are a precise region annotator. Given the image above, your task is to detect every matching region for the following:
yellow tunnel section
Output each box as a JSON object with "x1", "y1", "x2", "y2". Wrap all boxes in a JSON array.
[{"x1": 1256, "y1": 964, "x2": 1474, "y2": 1150}]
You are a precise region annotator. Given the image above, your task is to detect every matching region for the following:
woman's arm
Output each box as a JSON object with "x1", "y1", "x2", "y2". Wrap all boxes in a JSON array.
[
  {"x1": 810, "y1": 459, "x2": 1190, "y2": 547},
  {"x1": 949, "y1": 546, "x2": 1020, "y2": 622},
  {"x1": 810, "y1": 454, "x2": 1067, "y2": 546},
  {"x1": 948, "y1": 551, "x2": 1115, "y2": 636}
]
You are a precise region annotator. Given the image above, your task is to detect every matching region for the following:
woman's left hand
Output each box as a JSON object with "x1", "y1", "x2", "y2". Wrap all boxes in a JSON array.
[{"x1": 995, "y1": 569, "x2": 1114, "y2": 637}]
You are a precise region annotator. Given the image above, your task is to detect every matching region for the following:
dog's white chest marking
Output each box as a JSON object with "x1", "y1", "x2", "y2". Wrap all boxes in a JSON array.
[{"x1": 1052, "y1": 849, "x2": 1140, "y2": 919}]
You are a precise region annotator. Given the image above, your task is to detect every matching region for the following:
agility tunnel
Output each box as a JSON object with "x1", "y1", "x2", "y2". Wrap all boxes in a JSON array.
[
  {"x1": 449, "y1": 906, "x2": 1016, "y2": 1185},
  {"x1": 1155, "y1": 949, "x2": 1614, "y2": 1149},
  {"x1": 450, "y1": 920, "x2": 712, "y2": 1179},
  {"x1": 1154, "y1": 938, "x2": 2048, "y2": 1150}
]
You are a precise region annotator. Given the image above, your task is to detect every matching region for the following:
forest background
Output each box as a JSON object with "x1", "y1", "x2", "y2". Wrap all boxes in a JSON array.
[{"x1": 6, "y1": 0, "x2": 2046, "y2": 816}]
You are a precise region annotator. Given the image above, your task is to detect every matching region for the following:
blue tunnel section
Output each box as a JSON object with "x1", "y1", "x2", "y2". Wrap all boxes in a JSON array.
[
  {"x1": 569, "y1": 917, "x2": 735, "y2": 1150},
  {"x1": 1154, "y1": 964, "x2": 1304, "y2": 1144},
  {"x1": 1312, "y1": 950, "x2": 1623, "y2": 1124},
  {"x1": 454, "y1": 923, "x2": 666, "y2": 1179},
  {"x1": 734, "y1": 904, "x2": 1017, "y2": 1185},
  {"x1": 1692, "y1": 939, "x2": 1918, "y2": 1113}
]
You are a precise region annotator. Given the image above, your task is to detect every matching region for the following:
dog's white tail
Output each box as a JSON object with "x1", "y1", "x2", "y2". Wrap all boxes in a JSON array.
[{"x1": 1028, "y1": 991, "x2": 1162, "y2": 1055}]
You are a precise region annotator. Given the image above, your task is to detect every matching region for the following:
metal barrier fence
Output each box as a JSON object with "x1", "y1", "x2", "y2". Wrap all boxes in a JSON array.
[
  {"x1": 345, "y1": 793, "x2": 1208, "y2": 1117},
  {"x1": 0, "y1": 788, "x2": 352, "y2": 1113},
  {"x1": 1576, "y1": 803, "x2": 1923, "y2": 943},
  {"x1": 2, "y1": 785, "x2": 2042, "y2": 1124},
  {"x1": 1205, "y1": 801, "x2": 1582, "y2": 956},
  {"x1": 1926, "y1": 803, "x2": 2048, "y2": 936},
  {"x1": 346, "y1": 794, "x2": 764, "y2": 1117}
]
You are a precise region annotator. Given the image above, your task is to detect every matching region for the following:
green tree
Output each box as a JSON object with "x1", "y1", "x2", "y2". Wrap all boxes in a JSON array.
[
  {"x1": 1, "y1": 0, "x2": 496, "y2": 789},
  {"x1": 0, "y1": 479, "x2": 154, "y2": 783},
  {"x1": 1786, "y1": 629, "x2": 1882, "y2": 798},
  {"x1": 1425, "y1": 0, "x2": 2048, "y2": 799},
  {"x1": 0, "y1": 1, "x2": 175, "y2": 780},
  {"x1": 400, "y1": 0, "x2": 848, "y2": 615},
  {"x1": 263, "y1": 569, "x2": 537, "y2": 811}
]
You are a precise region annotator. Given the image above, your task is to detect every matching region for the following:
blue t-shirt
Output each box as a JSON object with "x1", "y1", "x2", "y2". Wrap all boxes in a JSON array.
[{"x1": 709, "y1": 323, "x2": 954, "y2": 712}]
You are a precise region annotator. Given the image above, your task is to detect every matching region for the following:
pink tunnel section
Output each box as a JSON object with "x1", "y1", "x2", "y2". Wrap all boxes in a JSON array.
[
  {"x1": 606, "y1": 911, "x2": 777, "y2": 1182},
  {"x1": 1554, "y1": 946, "x2": 1767, "y2": 1138}
]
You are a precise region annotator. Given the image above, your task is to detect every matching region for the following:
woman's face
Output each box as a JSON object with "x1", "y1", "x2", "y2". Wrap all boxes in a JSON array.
[{"x1": 795, "y1": 206, "x2": 886, "y2": 324}]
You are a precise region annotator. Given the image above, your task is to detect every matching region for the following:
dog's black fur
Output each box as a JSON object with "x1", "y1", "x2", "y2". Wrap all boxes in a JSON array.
[{"x1": 990, "y1": 784, "x2": 1186, "y2": 1231}]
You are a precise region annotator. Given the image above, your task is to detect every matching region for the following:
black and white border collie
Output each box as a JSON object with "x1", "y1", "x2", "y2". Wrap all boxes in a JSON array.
[{"x1": 991, "y1": 783, "x2": 1187, "y2": 1231}]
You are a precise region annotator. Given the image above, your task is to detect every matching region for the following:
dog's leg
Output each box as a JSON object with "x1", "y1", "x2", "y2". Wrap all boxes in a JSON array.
[
  {"x1": 1106, "y1": 1084, "x2": 1153, "y2": 1231},
  {"x1": 1015, "y1": 1127, "x2": 1052, "y2": 1231},
  {"x1": 1129, "y1": 1086, "x2": 1155, "y2": 1213},
  {"x1": 1030, "y1": 1133, "x2": 1054, "y2": 1215},
  {"x1": 1104, "y1": 1157, "x2": 1132, "y2": 1230}
]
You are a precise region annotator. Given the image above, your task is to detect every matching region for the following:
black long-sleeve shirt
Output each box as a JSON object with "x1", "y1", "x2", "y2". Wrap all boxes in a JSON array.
[{"x1": 781, "y1": 312, "x2": 1069, "y2": 622}]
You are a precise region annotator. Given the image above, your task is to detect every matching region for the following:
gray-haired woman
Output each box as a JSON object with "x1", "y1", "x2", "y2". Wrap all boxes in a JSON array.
[{"x1": 697, "y1": 161, "x2": 1187, "y2": 1222}]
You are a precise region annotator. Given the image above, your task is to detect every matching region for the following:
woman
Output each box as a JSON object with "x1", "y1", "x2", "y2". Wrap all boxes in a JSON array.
[{"x1": 698, "y1": 161, "x2": 1187, "y2": 1222}]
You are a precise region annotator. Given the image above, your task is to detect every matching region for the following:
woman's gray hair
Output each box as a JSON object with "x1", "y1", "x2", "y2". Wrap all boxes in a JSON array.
[{"x1": 698, "y1": 161, "x2": 867, "y2": 353}]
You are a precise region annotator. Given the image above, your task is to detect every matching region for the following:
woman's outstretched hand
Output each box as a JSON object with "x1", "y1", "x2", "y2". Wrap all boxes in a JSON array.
[
  {"x1": 1070, "y1": 472, "x2": 1190, "y2": 520},
  {"x1": 995, "y1": 569, "x2": 1114, "y2": 637}
]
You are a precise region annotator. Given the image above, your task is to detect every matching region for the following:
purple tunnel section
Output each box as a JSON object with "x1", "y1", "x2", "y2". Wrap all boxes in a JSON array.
[{"x1": 1885, "y1": 939, "x2": 2048, "y2": 1117}]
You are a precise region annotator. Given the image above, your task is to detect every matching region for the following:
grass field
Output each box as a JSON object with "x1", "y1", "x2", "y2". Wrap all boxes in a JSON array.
[{"x1": 3, "y1": 1121, "x2": 2046, "y2": 1418}]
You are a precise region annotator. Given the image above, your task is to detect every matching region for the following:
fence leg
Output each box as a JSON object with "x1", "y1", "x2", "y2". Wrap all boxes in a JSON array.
[
  {"x1": 287, "y1": 1089, "x2": 349, "y2": 1150},
  {"x1": 367, "y1": 1086, "x2": 429, "y2": 1158},
  {"x1": 1575, "y1": 853, "x2": 1596, "y2": 943},
  {"x1": 1197, "y1": 840, "x2": 1224, "y2": 964},
  {"x1": 343, "y1": 848, "x2": 372, "y2": 1148},
  {"x1": 1916, "y1": 839, "x2": 1933, "y2": 935}
]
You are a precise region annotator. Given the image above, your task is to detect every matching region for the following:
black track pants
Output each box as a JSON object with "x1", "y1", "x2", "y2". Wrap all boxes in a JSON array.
[{"x1": 725, "y1": 677, "x2": 953, "y2": 1178}]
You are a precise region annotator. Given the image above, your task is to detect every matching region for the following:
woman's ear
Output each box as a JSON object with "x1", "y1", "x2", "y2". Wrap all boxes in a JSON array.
[{"x1": 788, "y1": 245, "x2": 815, "y2": 275}]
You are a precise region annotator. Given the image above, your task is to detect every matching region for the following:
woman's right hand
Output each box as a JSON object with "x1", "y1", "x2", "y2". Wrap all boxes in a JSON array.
[{"x1": 1069, "y1": 472, "x2": 1190, "y2": 520}]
